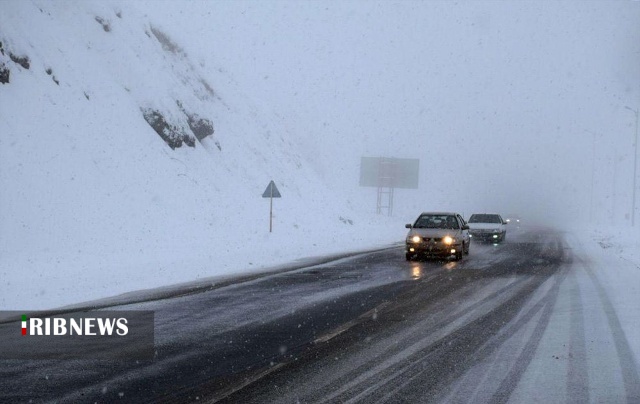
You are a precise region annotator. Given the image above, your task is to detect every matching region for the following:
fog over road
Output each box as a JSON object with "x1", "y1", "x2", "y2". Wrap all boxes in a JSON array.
[{"x1": 1, "y1": 227, "x2": 638, "y2": 403}]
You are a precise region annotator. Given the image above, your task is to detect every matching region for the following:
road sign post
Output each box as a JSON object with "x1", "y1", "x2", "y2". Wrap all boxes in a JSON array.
[{"x1": 262, "y1": 180, "x2": 281, "y2": 232}]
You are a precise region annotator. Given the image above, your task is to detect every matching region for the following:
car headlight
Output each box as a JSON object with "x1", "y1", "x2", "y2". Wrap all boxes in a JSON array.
[
  {"x1": 411, "y1": 235, "x2": 421, "y2": 243},
  {"x1": 443, "y1": 236, "x2": 454, "y2": 245}
]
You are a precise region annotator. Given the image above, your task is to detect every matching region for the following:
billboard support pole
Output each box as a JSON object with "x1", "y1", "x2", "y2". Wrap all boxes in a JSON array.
[{"x1": 359, "y1": 156, "x2": 419, "y2": 217}]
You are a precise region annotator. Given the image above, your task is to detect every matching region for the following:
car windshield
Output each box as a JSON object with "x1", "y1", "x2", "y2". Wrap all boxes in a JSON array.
[
  {"x1": 468, "y1": 214, "x2": 502, "y2": 224},
  {"x1": 414, "y1": 215, "x2": 459, "y2": 229}
]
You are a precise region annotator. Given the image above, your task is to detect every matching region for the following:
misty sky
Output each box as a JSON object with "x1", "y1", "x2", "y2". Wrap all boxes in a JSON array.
[{"x1": 143, "y1": 0, "x2": 640, "y2": 225}]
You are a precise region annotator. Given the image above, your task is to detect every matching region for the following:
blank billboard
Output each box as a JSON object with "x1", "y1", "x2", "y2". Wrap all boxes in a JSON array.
[{"x1": 359, "y1": 157, "x2": 419, "y2": 189}]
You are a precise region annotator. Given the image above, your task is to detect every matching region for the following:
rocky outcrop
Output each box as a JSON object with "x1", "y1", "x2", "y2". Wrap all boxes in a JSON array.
[{"x1": 142, "y1": 108, "x2": 195, "y2": 150}]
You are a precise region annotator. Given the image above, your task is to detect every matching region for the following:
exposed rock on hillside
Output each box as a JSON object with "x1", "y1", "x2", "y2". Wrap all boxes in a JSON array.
[
  {"x1": 150, "y1": 25, "x2": 183, "y2": 56},
  {"x1": 9, "y1": 52, "x2": 29, "y2": 69},
  {"x1": 176, "y1": 100, "x2": 215, "y2": 143},
  {"x1": 0, "y1": 63, "x2": 8, "y2": 84},
  {"x1": 94, "y1": 16, "x2": 111, "y2": 32},
  {"x1": 142, "y1": 108, "x2": 195, "y2": 149},
  {"x1": 187, "y1": 113, "x2": 214, "y2": 142}
]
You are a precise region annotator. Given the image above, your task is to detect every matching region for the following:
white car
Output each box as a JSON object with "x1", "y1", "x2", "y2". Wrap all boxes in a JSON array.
[
  {"x1": 405, "y1": 212, "x2": 470, "y2": 261},
  {"x1": 467, "y1": 213, "x2": 507, "y2": 243}
]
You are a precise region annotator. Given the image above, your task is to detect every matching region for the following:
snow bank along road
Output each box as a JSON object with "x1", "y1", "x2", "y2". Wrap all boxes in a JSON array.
[{"x1": 1, "y1": 227, "x2": 638, "y2": 403}]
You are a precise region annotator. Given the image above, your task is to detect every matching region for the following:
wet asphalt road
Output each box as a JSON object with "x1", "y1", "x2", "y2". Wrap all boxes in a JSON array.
[
  {"x1": 1, "y1": 227, "x2": 638, "y2": 403},
  {"x1": 221, "y1": 227, "x2": 570, "y2": 403}
]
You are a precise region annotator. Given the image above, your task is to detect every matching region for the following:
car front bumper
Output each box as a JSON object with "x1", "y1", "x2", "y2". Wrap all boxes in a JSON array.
[
  {"x1": 469, "y1": 231, "x2": 503, "y2": 241},
  {"x1": 406, "y1": 242, "x2": 460, "y2": 257}
]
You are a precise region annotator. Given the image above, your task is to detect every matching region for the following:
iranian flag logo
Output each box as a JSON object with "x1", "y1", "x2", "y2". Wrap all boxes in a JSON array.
[{"x1": 22, "y1": 315, "x2": 27, "y2": 336}]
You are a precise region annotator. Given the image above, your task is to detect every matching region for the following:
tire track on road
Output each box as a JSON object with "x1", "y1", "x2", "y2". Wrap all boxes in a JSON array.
[
  {"x1": 363, "y1": 264, "x2": 565, "y2": 403},
  {"x1": 566, "y1": 268, "x2": 589, "y2": 404},
  {"x1": 578, "y1": 255, "x2": 640, "y2": 402},
  {"x1": 220, "y1": 230, "x2": 570, "y2": 404},
  {"x1": 315, "y1": 275, "x2": 533, "y2": 403},
  {"x1": 489, "y1": 265, "x2": 568, "y2": 404}
]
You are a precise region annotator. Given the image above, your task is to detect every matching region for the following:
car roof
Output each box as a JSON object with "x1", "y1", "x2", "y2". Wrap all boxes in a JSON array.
[{"x1": 419, "y1": 212, "x2": 460, "y2": 216}]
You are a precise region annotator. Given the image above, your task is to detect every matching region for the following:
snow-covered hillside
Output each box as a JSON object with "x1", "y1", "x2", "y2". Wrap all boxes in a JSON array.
[{"x1": 0, "y1": 1, "x2": 401, "y2": 310}]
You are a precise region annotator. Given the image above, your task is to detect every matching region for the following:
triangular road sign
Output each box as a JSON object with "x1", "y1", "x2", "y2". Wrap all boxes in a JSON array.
[{"x1": 262, "y1": 180, "x2": 281, "y2": 198}]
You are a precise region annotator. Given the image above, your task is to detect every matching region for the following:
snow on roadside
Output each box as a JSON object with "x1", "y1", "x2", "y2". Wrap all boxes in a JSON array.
[
  {"x1": 589, "y1": 226, "x2": 640, "y2": 269},
  {"x1": 572, "y1": 225, "x2": 640, "y2": 362},
  {"x1": 0, "y1": 1, "x2": 409, "y2": 311},
  {"x1": 1, "y1": 214, "x2": 404, "y2": 311}
]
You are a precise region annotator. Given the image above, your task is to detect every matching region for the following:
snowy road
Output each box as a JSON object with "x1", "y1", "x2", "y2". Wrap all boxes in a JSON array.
[
  {"x1": 224, "y1": 228, "x2": 640, "y2": 404},
  {"x1": 1, "y1": 227, "x2": 639, "y2": 403}
]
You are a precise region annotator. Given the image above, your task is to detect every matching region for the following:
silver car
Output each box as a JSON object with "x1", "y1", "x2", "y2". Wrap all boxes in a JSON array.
[
  {"x1": 405, "y1": 212, "x2": 470, "y2": 261},
  {"x1": 467, "y1": 213, "x2": 507, "y2": 243}
]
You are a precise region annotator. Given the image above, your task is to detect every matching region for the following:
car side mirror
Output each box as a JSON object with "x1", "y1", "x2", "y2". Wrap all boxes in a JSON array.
[
  {"x1": 405, "y1": 224, "x2": 412, "y2": 229},
  {"x1": 462, "y1": 224, "x2": 469, "y2": 230},
  {"x1": 503, "y1": 221, "x2": 508, "y2": 225}
]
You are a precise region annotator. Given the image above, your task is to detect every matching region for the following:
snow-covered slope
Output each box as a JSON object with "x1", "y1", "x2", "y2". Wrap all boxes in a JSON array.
[{"x1": 0, "y1": 1, "x2": 402, "y2": 310}]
